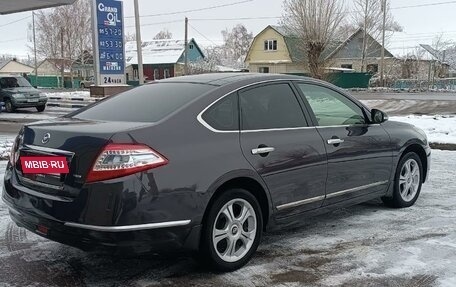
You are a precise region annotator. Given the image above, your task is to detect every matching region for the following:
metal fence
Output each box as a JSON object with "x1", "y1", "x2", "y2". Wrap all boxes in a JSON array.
[{"x1": 392, "y1": 78, "x2": 456, "y2": 91}]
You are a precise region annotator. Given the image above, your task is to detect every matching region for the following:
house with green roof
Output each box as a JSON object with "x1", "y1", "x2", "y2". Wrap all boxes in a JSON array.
[{"x1": 245, "y1": 25, "x2": 397, "y2": 75}]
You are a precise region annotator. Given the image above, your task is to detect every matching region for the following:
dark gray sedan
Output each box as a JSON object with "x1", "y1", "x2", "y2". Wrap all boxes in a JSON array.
[{"x1": 3, "y1": 73, "x2": 430, "y2": 271}]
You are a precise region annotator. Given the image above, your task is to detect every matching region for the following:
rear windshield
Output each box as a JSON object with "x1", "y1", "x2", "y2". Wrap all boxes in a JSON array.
[{"x1": 71, "y1": 82, "x2": 214, "y2": 122}]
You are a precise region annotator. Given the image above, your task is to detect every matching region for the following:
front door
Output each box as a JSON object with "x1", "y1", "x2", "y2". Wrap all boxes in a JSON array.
[
  {"x1": 295, "y1": 83, "x2": 393, "y2": 205},
  {"x1": 238, "y1": 82, "x2": 327, "y2": 216}
]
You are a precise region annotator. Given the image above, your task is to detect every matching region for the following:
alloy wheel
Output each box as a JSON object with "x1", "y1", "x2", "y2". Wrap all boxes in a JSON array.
[
  {"x1": 212, "y1": 198, "x2": 257, "y2": 263},
  {"x1": 399, "y1": 158, "x2": 420, "y2": 202}
]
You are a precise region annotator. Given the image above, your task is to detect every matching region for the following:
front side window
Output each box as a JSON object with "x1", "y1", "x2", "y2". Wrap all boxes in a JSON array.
[
  {"x1": 297, "y1": 83, "x2": 366, "y2": 126},
  {"x1": 239, "y1": 83, "x2": 307, "y2": 130},
  {"x1": 202, "y1": 93, "x2": 238, "y2": 131}
]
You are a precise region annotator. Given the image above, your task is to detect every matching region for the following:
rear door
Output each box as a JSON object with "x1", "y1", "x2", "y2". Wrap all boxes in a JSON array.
[
  {"x1": 295, "y1": 82, "x2": 392, "y2": 205},
  {"x1": 239, "y1": 82, "x2": 327, "y2": 216}
]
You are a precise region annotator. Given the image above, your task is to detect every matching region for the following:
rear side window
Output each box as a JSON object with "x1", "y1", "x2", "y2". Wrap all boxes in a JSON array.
[
  {"x1": 72, "y1": 83, "x2": 214, "y2": 122},
  {"x1": 201, "y1": 93, "x2": 238, "y2": 131},
  {"x1": 239, "y1": 83, "x2": 307, "y2": 130}
]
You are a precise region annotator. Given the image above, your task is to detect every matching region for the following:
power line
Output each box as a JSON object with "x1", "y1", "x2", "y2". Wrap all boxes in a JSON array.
[
  {"x1": 124, "y1": 0, "x2": 253, "y2": 19},
  {"x1": 392, "y1": 0, "x2": 456, "y2": 10},
  {"x1": 0, "y1": 16, "x2": 31, "y2": 29},
  {"x1": 125, "y1": 20, "x2": 182, "y2": 29},
  {"x1": 191, "y1": 16, "x2": 280, "y2": 21},
  {"x1": 188, "y1": 23, "x2": 219, "y2": 46}
]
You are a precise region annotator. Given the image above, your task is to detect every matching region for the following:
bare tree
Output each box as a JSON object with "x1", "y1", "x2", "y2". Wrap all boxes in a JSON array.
[
  {"x1": 153, "y1": 29, "x2": 173, "y2": 40},
  {"x1": 221, "y1": 24, "x2": 253, "y2": 69},
  {"x1": 351, "y1": 0, "x2": 402, "y2": 72},
  {"x1": 33, "y1": 0, "x2": 92, "y2": 86},
  {"x1": 282, "y1": 0, "x2": 346, "y2": 78},
  {"x1": 124, "y1": 32, "x2": 137, "y2": 42}
]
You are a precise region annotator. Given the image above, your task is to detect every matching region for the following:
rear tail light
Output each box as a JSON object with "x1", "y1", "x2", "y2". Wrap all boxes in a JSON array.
[{"x1": 86, "y1": 144, "x2": 168, "y2": 183}]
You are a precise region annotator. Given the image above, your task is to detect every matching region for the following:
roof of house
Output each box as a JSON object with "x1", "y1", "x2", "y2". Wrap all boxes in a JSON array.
[
  {"x1": 259, "y1": 25, "x2": 392, "y2": 63},
  {"x1": 420, "y1": 44, "x2": 456, "y2": 71},
  {"x1": 265, "y1": 25, "x2": 342, "y2": 63},
  {"x1": 125, "y1": 38, "x2": 204, "y2": 65},
  {"x1": 0, "y1": 59, "x2": 33, "y2": 71},
  {"x1": 325, "y1": 28, "x2": 394, "y2": 60},
  {"x1": 0, "y1": 61, "x2": 9, "y2": 70}
]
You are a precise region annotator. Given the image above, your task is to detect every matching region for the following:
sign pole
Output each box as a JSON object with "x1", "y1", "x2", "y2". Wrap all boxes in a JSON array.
[
  {"x1": 91, "y1": 0, "x2": 101, "y2": 86},
  {"x1": 133, "y1": 0, "x2": 144, "y2": 85}
]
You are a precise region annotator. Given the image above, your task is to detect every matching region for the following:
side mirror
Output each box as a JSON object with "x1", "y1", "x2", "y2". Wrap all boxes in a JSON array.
[{"x1": 371, "y1": 109, "x2": 388, "y2": 124}]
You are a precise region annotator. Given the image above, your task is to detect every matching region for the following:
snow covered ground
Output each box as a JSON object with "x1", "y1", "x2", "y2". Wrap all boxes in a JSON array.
[
  {"x1": 42, "y1": 91, "x2": 90, "y2": 99},
  {"x1": 391, "y1": 115, "x2": 456, "y2": 144},
  {"x1": 0, "y1": 150, "x2": 455, "y2": 286}
]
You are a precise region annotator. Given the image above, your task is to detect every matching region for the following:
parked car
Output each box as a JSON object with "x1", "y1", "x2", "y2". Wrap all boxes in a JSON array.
[
  {"x1": 80, "y1": 76, "x2": 94, "y2": 89},
  {"x1": 0, "y1": 75, "x2": 47, "y2": 112},
  {"x1": 3, "y1": 73, "x2": 430, "y2": 271}
]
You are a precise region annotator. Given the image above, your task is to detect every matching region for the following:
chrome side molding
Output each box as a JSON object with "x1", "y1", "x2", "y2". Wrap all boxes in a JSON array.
[{"x1": 64, "y1": 220, "x2": 192, "y2": 232}]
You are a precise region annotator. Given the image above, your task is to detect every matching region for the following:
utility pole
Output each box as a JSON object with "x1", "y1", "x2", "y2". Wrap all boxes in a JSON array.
[
  {"x1": 380, "y1": 0, "x2": 387, "y2": 87},
  {"x1": 60, "y1": 28, "x2": 65, "y2": 89},
  {"x1": 134, "y1": 0, "x2": 144, "y2": 84},
  {"x1": 361, "y1": 0, "x2": 368, "y2": 72},
  {"x1": 32, "y1": 11, "x2": 38, "y2": 87},
  {"x1": 184, "y1": 17, "x2": 189, "y2": 75}
]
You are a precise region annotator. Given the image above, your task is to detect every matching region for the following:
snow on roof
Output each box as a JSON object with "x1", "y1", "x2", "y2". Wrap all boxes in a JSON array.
[{"x1": 125, "y1": 39, "x2": 186, "y2": 65}]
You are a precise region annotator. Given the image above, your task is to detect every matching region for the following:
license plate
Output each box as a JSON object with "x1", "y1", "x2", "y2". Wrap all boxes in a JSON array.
[{"x1": 27, "y1": 99, "x2": 39, "y2": 103}]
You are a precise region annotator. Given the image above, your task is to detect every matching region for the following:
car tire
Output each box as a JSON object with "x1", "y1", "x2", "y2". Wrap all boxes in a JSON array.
[
  {"x1": 5, "y1": 100, "x2": 15, "y2": 113},
  {"x1": 382, "y1": 152, "x2": 423, "y2": 208},
  {"x1": 200, "y1": 188, "x2": 263, "y2": 272},
  {"x1": 36, "y1": 105, "x2": 45, "y2": 112}
]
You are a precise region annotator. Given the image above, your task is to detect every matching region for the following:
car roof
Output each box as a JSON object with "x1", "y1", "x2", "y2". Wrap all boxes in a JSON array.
[
  {"x1": 156, "y1": 72, "x2": 313, "y2": 87},
  {"x1": 0, "y1": 74, "x2": 23, "y2": 78}
]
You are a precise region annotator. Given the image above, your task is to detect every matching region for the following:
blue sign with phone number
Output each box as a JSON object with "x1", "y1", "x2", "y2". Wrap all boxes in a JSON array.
[{"x1": 96, "y1": 0, "x2": 124, "y2": 75}]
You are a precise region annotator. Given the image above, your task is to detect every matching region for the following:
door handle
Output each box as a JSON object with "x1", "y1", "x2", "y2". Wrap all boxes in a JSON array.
[
  {"x1": 327, "y1": 138, "x2": 344, "y2": 145},
  {"x1": 251, "y1": 147, "x2": 275, "y2": 155}
]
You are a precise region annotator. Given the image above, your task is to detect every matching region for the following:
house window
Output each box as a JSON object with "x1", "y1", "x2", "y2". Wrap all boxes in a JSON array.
[
  {"x1": 341, "y1": 64, "x2": 353, "y2": 69},
  {"x1": 264, "y1": 40, "x2": 277, "y2": 51},
  {"x1": 154, "y1": 69, "x2": 159, "y2": 80},
  {"x1": 164, "y1": 69, "x2": 170, "y2": 79},
  {"x1": 189, "y1": 44, "x2": 194, "y2": 49},
  {"x1": 367, "y1": 64, "x2": 379, "y2": 74},
  {"x1": 258, "y1": 67, "x2": 270, "y2": 73}
]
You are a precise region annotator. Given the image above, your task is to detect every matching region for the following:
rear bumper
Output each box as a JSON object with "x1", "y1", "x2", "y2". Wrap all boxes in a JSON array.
[
  {"x1": 2, "y1": 163, "x2": 203, "y2": 254},
  {"x1": 6, "y1": 203, "x2": 200, "y2": 254}
]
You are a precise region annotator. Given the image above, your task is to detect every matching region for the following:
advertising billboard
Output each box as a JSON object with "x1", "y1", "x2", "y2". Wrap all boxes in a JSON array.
[{"x1": 92, "y1": 0, "x2": 125, "y2": 85}]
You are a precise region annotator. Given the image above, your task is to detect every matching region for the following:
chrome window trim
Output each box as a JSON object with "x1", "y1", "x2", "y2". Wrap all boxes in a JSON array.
[
  {"x1": 241, "y1": 126, "x2": 315, "y2": 133},
  {"x1": 197, "y1": 79, "x2": 309, "y2": 133},
  {"x1": 196, "y1": 79, "x2": 376, "y2": 133},
  {"x1": 276, "y1": 180, "x2": 388, "y2": 210},
  {"x1": 64, "y1": 220, "x2": 192, "y2": 232}
]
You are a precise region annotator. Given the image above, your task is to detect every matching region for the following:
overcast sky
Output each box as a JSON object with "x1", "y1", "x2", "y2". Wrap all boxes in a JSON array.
[{"x1": 1, "y1": 0, "x2": 456, "y2": 58}]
